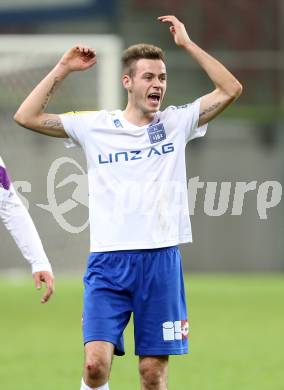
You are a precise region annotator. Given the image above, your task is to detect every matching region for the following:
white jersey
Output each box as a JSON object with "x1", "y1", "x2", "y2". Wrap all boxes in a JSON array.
[
  {"x1": 0, "y1": 156, "x2": 52, "y2": 274},
  {"x1": 60, "y1": 98, "x2": 207, "y2": 252}
]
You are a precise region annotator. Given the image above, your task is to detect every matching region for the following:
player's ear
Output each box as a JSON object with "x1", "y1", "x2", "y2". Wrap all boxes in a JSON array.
[{"x1": 122, "y1": 74, "x2": 132, "y2": 91}]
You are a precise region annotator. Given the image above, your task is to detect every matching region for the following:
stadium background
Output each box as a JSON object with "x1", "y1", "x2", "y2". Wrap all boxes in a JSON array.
[{"x1": 0, "y1": 1, "x2": 283, "y2": 389}]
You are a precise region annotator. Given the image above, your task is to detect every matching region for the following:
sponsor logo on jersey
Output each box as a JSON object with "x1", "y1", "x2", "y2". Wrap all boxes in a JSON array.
[
  {"x1": 147, "y1": 122, "x2": 166, "y2": 144},
  {"x1": 162, "y1": 320, "x2": 189, "y2": 341},
  {"x1": 113, "y1": 119, "x2": 123, "y2": 128},
  {"x1": 98, "y1": 142, "x2": 174, "y2": 164},
  {"x1": 177, "y1": 104, "x2": 190, "y2": 109},
  {"x1": 170, "y1": 104, "x2": 191, "y2": 110}
]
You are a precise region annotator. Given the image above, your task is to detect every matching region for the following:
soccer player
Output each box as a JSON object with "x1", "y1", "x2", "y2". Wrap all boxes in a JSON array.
[
  {"x1": 14, "y1": 15, "x2": 242, "y2": 390},
  {"x1": 0, "y1": 156, "x2": 54, "y2": 304}
]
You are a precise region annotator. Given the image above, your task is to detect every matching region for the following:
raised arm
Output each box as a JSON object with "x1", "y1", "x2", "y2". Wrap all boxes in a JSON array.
[
  {"x1": 158, "y1": 15, "x2": 243, "y2": 126},
  {"x1": 14, "y1": 45, "x2": 97, "y2": 137}
]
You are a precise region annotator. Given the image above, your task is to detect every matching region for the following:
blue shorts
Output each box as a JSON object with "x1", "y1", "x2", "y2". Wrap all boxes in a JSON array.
[{"x1": 82, "y1": 246, "x2": 188, "y2": 356}]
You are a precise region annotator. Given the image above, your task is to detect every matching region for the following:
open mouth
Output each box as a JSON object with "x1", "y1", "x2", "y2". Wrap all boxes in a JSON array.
[{"x1": 148, "y1": 93, "x2": 161, "y2": 104}]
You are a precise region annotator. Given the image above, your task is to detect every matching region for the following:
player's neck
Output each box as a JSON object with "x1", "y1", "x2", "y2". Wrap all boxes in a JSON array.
[{"x1": 123, "y1": 105, "x2": 155, "y2": 127}]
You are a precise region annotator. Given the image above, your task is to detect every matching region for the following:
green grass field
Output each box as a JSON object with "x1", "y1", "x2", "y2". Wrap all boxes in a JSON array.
[{"x1": 0, "y1": 274, "x2": 283, "y2": 390}]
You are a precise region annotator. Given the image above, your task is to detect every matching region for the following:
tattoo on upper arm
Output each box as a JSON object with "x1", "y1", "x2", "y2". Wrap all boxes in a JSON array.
[
  {"x1": 41, "y1": 77, "x2": 60, "y2": 111},
  {"x1": 199, "y1": 102, "x2": 222, "y2": 118},
  {"x1": 42, "y1": 119, "x2": 64, "y2": 129}
]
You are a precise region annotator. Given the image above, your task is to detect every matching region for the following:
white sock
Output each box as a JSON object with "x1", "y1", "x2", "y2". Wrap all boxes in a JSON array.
[{"x1": 80, "y1": 378, "x2": 109, "y2": 390}]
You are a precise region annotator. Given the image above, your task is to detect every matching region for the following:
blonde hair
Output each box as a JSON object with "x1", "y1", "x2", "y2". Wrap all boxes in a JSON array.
[{"x1": 122, "y1": 43, "x2": 165, "y2": 76}]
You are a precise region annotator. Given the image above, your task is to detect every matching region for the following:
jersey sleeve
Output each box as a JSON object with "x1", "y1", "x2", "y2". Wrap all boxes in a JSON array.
[
  {"x1": 59, "y1": 111, "x2": 100, "y2": 148},
  {"x1": 173, "y1": 98, "x2": 208, "y2": 143},
  {"x1": 0, "y1": 158, "x2": 52, "y2": 274}
]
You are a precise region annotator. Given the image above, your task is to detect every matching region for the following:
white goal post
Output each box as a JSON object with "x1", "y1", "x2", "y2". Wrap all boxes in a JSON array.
[{"x1": 0, "y1": 34, "x2": 124, "y2": 111}]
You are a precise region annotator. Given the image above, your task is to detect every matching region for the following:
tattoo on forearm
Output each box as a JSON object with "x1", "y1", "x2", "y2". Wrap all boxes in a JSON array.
[
  {"x1": 42, "y1": 119, "x2": 64, "y2": 129},
  {"x1": 199, "y1": 102, "x2": 222, "y2": 118},
  {"x1": 41, "y1": 77, "x2": 60, "y2": 111}
]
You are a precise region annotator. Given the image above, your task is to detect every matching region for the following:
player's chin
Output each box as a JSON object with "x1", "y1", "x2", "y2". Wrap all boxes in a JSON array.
[
  {"x1": 147, "y1": 102, "x2": 161, "y2": 113},
  {"x1": 149, "y1": 107, "x2": 160, "y2": 113}
]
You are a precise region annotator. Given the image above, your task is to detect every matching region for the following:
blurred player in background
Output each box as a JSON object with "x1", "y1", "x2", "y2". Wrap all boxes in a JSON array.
[
  {"x1": 14, "y1": 15, "x2": 242, "y2": 390},
  {"x1": 0, "y1": 156, "x2": 54, "y2": 304}
]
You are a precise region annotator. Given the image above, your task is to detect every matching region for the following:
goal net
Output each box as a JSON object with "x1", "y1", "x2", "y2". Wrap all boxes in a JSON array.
[
  {"x1": 0, "y1": 34, "x2": 123, "y2": 273},
  {"x1": 0, "y1": 34, "x2": 123, "y2": 120}
]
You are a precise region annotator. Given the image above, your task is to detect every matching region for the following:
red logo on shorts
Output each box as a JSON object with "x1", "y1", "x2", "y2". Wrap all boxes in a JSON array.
[{"x1": 181, "y1": 320, "x2": 189, "y2": 340}]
